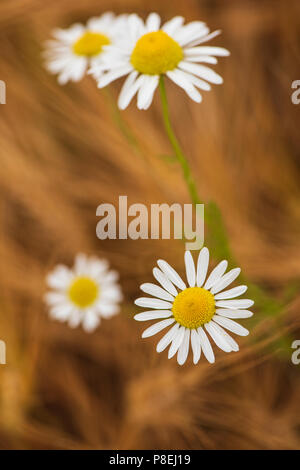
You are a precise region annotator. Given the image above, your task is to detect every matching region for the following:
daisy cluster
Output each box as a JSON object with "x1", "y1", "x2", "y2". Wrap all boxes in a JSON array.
[
  {"x1": 43, "y1": 12, "x2": 254, "y2": 366},
  {"x1": 45, "y1": 11, "x2": 229, "y2": 108},
  {"x1": 45, "y1": 248, "x2": 254, "y2": 366}
]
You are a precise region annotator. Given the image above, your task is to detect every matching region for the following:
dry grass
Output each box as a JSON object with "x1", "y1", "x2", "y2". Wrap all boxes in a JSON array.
[{"x1": 0, "y1": 0, "x2": 299, "y2": 449}]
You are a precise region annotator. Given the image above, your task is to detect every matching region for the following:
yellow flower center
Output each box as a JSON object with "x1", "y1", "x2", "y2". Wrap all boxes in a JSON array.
[
  {"x1": 68, "y1": 277, "x2": 99, "y2": 308},
  {"x1": 73, "y1": 31, "x2": 110, "y2": 57},
  {"x1": 172, "y1": 287, "x2": 215, "y2": 329},
  {"x1": 130, "y1": 30, "x2": 183, "y2": 75}
]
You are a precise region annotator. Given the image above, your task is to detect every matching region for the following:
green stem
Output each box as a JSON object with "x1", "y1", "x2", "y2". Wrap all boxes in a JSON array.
[
  {"x1": 159, "y1": 76, "x2": 202, "y2": 206},
  {"x1": 159, "y1": 76, "x2": 232, "y2": 262},
  {"x1": 158, "y1": 75, "x2": 287, "y2": 322}
]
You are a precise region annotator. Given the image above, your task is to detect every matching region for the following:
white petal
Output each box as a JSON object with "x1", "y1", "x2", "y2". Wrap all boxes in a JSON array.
[
  {"x1": 157, "y1": 260, "x2": 186, "y2": 290},
  {"x1": 53, "y1": 24, "x2": 85, "y2": 43},
  {"x1": 102, "y1": 270, "x2": 119, "y2": 283},
  {"x1": 137, "y1": 75, "x2": 159, "y2": 110},
  {"x1": 142, "y1": 318, "x2": 175, "y2": 338},
  {"x1": 140, "y1": 283, "x2": 174, "y2": 301},
  {"x1": 191, "y1": 329, "x2": 201, "y2": 364},
  {"x1": 128, "y1": 14, "x2": 145, "y2": 41},
  {"x1": 68, "y1": 310, "x2": 82, "y2": 328},
  {"x1": 184, "y1": 251, "x2": 196, "y2": 287},
  {"x1": 210, "y1": 321, "x2": 239, "y2": 351},
  {"x1": 210, "y1": 268, "x2": 241, "y2": 294},
  {"x1": 74, "y1": 253, "x2": 88, "y2": 275},
  {"x1": 185, "y1": 46, "x2": 230, "y2": 57},
  {"x1": 44, "y1": 292, "x2": 67, "y2": 306},
  {"x1": 100, "y1": 287, "x2": 122, "y2": 303},
  {"x1": 162, "y1": 16, "x2": 184, "y2": 36},
  {"x1": 216, "y1": 309, "x2": 253, "y2": 319},
  {"x1": 97, "y1": 64, "x2": 133, "y2": 88},
  {"x1": 177, "y1": 70, "x2": 211, "y2": 91},
  {"x1": 82, "y1": 310, "x2": 100, "y2": 332},
  {"x1": 196, "y1": 247, "x2": 209, "y2": 287},
  {"x1": 168, "y1": 326, "x2": 185, "y2": 358},
  {"x1": 212, "y1": 315, "x2": 249, "y2": 336},
  {"x1": 214, "y1": 285, "x2": 247, "y2": 299},
  {"x1": 204, "y1": 321, "x2": 232, "y2": 352},
  {"x1": 118, "y1": 73, "x2": 144, "y2": 110},
  {"x1": 134, "y1": 310, "x2": 173, "y2": 321},
  {"x1": 100, "y1": 282, "x2": 121, "y2": 295},
  {"x1": 177, "y1": 328, "x2": 190, "y2": 365},
  {"x1": 146, "y1": 12, "x2": 161, "y2": 32},
  {"x1": 197, "y1": 327, "x2": 215, "y2": 363},
  {"x1": 178, "y1": 61, "x2": 223, "y2": 84},
  {"x1": 153, "y1": 267, "x2": 178, "y2": 296},
  {"x1": 89, "y1": 57, "x2": 128, "y2": 77},
  {"x1": 173, "y1": 22, "x2": 209, "y2": 47},
  {"x1": 88, "y1": 259, "x2": 109, "y2": 278},
  {"x1": 46, "y1": 265, "x2": 73, "y2": 289},
  {"x1": 167, "y1": 69, "x2": 202, "y2": 102},
  {"x1": 48, "y1": 54, "x2": 87, "y2": 84},
  {"x1": 215, "y1": 299, "x2": 254, "y2": 309},
  {"x1": 97, "y1": 302, "x2": 119, "y2": 318},
  {"x1": 204, "y1": 260, "x2": 228, "y2": 289},
  {"x1": 142, "y1": 86, "x2": 158, "y2": 110},
  {"x1": 185, "y1": 55, "x2": 217, "y2": 64},
  {"x1": 187, "y1": 30, "x2": 221, "y2": 48},
  {"x1": 134, "y1": 297, "x2": 173, "y2": 309},
  {"x1": 49, "y1": 303, "x2": 73, "y2": 320},
  {"x1": 156, "y1": 323, "x2": 180, "y2": 353},
  {"x1": 57, "y1": 69, "x2": 73, "y2": 86},
  {"x1": 87, "y1": 14, "x2": 114, "y2": 31},
  {"x1": 71, "y1": 57, "x2": 87, "y2": 81}
]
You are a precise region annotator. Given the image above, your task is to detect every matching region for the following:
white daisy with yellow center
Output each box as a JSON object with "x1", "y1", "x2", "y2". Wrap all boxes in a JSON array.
[
  {"x1": 134, "y1": 248, "x2": 254, "y2": 365},
  {"x1": 45, "y1": 254, "x2": 122, "y2": 332},
  {"x1": 89, "y1": 12, "x2": 230, "y2": 109},
  {"x1": 44, "y1": 13, "x2": 127, "y2": 85}
]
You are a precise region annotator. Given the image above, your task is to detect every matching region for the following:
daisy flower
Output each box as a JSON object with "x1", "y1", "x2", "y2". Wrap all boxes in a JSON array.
[
  {"x1": 89, "y1": 12, "x2": 230, "y2": 109},
  {"x1": 44, "y1": 12, "x2": 127, "y2": 85},
  {"x1": 134, "y1": 248, "x2": 254, "y2": 365},
  {"x1": 45, "y1": 254, "x2": 123, "y2": 332}
]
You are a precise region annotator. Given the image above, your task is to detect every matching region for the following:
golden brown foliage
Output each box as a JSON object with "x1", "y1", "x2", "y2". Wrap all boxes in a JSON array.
[{"x1": 0, "y1": 0, "x2": 299, "y2": 449}]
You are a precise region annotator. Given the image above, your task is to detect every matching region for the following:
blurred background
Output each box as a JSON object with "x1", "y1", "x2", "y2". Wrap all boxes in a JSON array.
[{"x1": 0, "y1": 0, "x2": 300, "y2": 449}]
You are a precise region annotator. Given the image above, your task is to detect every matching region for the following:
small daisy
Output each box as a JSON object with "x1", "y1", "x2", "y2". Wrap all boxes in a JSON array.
[
  {"x1": 134, "y1": 248, "x2": 254, "y2": 365},
  {"x1": 45, "y1": 254, "x2": 123, "y2": 332},
  {"x1": 44, "y1": 12, "x2": 127, "y2": 85},
  {"x1": 89, "y1": 12, "x2": 230, "y2": 109}
]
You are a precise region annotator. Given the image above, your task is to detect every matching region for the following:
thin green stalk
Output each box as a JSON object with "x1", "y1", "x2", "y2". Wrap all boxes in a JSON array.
[{"x1": 159, "y1": 76, "x2": 202, "y2": 206}]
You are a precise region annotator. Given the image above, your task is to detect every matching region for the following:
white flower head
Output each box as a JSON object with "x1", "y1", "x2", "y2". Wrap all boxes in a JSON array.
[
  {"x1": 44, "y1": 12, "x2": 128, "y2": 85},
  {"x1": 45, "y1": 253, "x2": 123, "y2": 332},
  {"x1": 134, "y1": 248, "x2": 254, "y2": 365},
  {"x1": 89, "y1": 12, "x2": 230, "y2": 109}
]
